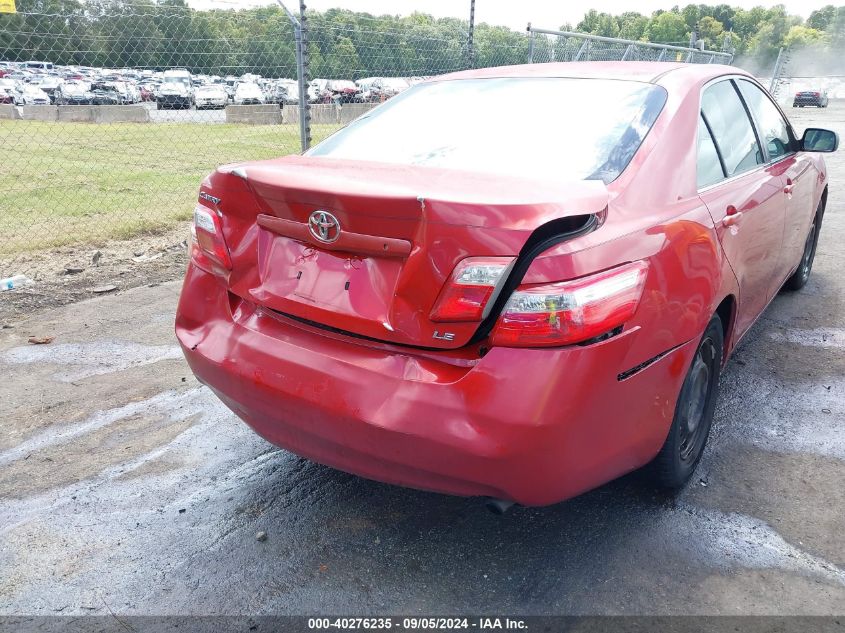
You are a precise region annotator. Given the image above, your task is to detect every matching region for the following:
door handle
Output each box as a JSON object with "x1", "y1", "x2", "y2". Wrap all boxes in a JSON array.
[
  {"x1": 722, "y1": 205, "x2": 742, "y2": 227},
  {"x1": 784, "y1": 177, "x2": 794, "y2": 195}
]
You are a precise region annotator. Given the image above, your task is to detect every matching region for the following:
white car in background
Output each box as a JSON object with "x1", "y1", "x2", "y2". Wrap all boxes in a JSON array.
[
  {"x1": 19, "y1": 85, "x2": 51, "y2": 105},
  {"x1": 157, "y1": 69, "x2": 193, "y2": 110},
  {"x1": 0, "y1": 78, "x2": 19, "y2": 104},
  {"x1": 195, "y1": 84, "x2": 228, "y2": 109},
  {"x1": 36, "y1": 76, "x2": 64, "y2": 102},
  {"x1": 234, "y1": 82, "x2": 264, "y2": 105},
  {"x1": 307, "y1": 78, "x2": 330, "y2": 103}
]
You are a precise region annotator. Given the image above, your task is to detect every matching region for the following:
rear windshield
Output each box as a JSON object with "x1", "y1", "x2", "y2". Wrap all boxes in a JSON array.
[{"x1": 308, "y1": 77, "x2": 667, "y2": 184}]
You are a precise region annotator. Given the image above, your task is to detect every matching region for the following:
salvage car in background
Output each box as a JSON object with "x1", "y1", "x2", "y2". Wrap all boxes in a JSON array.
[
  {"x1": 0, "y1": 78, "x2": 17, "y2": 104},
  {"x1": 370, "y1": 76, "x2": 409, "y2": 101},
  {"x1": 107, "y1": 81, "x2": 140, "y2": 104},
  {"x1": 234, "y1": 82, "x2": 264, "y2": 105},
  {"x1": 269, "y1": 79, "x2": 299, "y2": 106},
  {"x1": 326, "y1": 79, "x2": 359, "y2": 103},
  {"x1": 194, "y1": 84, "x2": 228, "y2": 109},
  {"x1": 157, "y1": 69, "x2": 193, "y2": 110},
  {"x1": 36, "y1": 76, "x2": 63, "y2": 103},
  {"x1": 793, "y1": 89, "x2": 829, "y2": 108},
  {"x1": 18, "y1": 85, "x2": 51, "y2": 105},
  {"x1": 139, "y1": 84, "x2": 157, "y2": 102},
  {"x1": 89, "y1": 82, "x2": 122, "y2": 105},
  {"x1": 55, "y1": 81, "x2": 94, "y2": 105},
  {"x1": 176, "y1": 62, "x2": 837, "y2": 507}
]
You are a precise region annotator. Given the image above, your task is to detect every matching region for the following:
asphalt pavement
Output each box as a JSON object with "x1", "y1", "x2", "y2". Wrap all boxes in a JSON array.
[{"x1": 0, "y1": 102, "x2": 843, "y2": 617}]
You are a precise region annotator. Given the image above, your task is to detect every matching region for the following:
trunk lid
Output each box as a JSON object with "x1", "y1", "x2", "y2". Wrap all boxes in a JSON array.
[{"x1": 207, "y1": 155, "x2": 608, "y2": 349}]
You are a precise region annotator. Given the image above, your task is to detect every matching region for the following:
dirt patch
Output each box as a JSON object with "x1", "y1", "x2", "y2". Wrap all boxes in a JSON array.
[{"x1": 0, "y1": 224, "x2": 189, "y2": 325}]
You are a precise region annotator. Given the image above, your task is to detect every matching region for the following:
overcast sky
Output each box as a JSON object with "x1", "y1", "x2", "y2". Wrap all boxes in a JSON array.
[{"x1": 190, "y1": 0, "x2": 829, "y2": 30}]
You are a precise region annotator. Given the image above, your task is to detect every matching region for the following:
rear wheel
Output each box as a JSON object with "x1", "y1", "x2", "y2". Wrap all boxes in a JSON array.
[
  {"x1": 783, "y1": 220, "x2": 818, "y2": 291},
  {"x1": 651, "y1": 316, "x2": 723, "y2": 489}
]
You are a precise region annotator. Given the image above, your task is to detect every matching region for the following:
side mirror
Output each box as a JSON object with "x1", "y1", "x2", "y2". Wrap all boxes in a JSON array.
[{"x1": 801, "y1": 128, "x2": 838, "y2": 153}]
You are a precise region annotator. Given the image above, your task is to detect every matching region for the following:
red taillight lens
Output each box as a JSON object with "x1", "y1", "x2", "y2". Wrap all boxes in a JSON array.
[
  {"x1": 814, "y1": 91, "x2": 821, "y2": 97},
  {"x1": 191, "y1": 203, "x2": 231, "y2": 273},
  {"x1": 430, "y1": 257, "x2": 515, "y2": 322},
  {"x1": 491, "y1": 261, "x2": 649, "y2": 347}
]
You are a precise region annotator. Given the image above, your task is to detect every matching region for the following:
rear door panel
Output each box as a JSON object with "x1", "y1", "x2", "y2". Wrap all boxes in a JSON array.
[{"x1": 699, "y1": 169, "x2": 786, "y2": 338}]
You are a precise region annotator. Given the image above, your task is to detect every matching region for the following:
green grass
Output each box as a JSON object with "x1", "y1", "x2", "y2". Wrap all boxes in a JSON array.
[{"x1": 0, "y1": 120, "x2": 340, "y2": 255}]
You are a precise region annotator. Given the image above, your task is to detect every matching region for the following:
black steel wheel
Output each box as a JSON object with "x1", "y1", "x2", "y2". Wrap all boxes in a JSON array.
[
  {"x1": 650, "y1": 315, "x2": 723, "y2": 489},
  {"x1": 783, "y1": 206, "x2": 822, "y2": 292}
]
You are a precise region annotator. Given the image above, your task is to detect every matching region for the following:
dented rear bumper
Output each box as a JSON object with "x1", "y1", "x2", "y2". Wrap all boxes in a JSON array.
[{"x1": 176, "y1": 264, "x2": 694, "y2": 505}]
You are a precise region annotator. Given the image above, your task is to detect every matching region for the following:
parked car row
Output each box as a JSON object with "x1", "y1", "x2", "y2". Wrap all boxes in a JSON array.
[
  {"x1": 307, "y1": 76, "x2": 424, "y2": 104},
  {"x1": 0, "y1": 60, "x2": 422, "y2": 111}
]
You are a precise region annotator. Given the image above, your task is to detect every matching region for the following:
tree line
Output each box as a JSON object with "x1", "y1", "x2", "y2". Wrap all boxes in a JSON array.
[
  {"x1": 2, "y1": 1, "x2": 843, "y2": 78},
  {"x1": 572, "y1": 5, "x2": 845, "y2": 67}
]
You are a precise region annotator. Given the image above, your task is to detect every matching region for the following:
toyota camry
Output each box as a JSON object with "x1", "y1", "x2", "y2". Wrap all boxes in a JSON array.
[{"x1": 176, "y1": 62, "x2": 838, "y2": 507}]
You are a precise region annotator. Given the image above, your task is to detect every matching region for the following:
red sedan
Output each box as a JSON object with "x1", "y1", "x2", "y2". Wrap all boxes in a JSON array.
[{"x1": 176, "y1": 62, "x2": 838, "y2": 507}]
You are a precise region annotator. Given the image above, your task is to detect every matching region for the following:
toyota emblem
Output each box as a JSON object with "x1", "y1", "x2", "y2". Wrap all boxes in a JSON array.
[{"x1": 308, "y1": 210, "x2": 341, "y2": 244}]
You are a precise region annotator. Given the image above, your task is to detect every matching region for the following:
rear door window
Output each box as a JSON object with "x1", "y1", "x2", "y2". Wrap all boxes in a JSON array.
[
  {"x1": 735, "y1": 79, "x2": 794, "y2": 161},
  {"x1": 697, "y1": 114, "x2": 725, "y2": 189},
  {"x1": 701, "y1": 80, "x2": 763, "y2": 177}
]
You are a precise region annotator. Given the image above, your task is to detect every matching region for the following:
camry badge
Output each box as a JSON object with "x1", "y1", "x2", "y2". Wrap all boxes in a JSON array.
[
  {"x1": 308, "y1": 210, "x2": 341, "y2": 244},
  {"x1": 199, "y1": 191, "x2": 221, "y2": 205}
]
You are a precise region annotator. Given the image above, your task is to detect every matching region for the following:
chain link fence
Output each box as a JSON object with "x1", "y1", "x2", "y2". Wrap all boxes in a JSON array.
[
  {"x1": 1, "y1": 5, "x2": 305, "y2": 271},
  {"x1": 527, "y1": 27, "x2": 734, "y2": 64},
  {"x1": 1, "y1": 4, "x2": 734, "y2": 281}
]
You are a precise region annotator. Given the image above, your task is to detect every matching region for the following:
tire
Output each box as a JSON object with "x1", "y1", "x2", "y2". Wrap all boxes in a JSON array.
[
  {"x1": 650, "y1": 315, "x2": 723, "y2": 489},
  {"x1": 783, "y1": 211, "x2": 821, "y2": 291}
]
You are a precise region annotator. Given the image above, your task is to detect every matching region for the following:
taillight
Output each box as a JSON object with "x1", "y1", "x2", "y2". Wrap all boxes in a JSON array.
[
  {"x1": 491, "y1": 261, "x2": 649, "y2": 347},
  {"x1": 430, "y1": 257, "x2": 514, "y2": 322},
  {"x1": 191, "y1": 203, "x2": 231, "y2": 274}
]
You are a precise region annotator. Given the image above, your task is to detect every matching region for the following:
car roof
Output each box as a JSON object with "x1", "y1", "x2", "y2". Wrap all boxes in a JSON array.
[{"x1": 436, "y1": 62, "x2": 750, "y2": 88}]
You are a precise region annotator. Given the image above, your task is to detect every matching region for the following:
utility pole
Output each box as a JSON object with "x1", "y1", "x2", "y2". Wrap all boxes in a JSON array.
[
  {"x1": 769, "y1": 46, "x2": 785, "y2": 94},
  {"x1": 275, "y1": 0, "x2": 311, "y2": 152},
  {"x1": 299, "y1": 0, "x2": 311, "y2": 150},
  {"x1": 467, "y1": 0, "x2": 476, "y2": 69},
  {"x1": 527, "y1": 22, "x2": 534, "y2": 63}
]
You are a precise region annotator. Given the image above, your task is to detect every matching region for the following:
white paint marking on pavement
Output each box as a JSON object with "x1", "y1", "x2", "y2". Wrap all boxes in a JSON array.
[
  {"x1": 768, "y1": 327, "x2": 845, "y2": 349},
  {"x1": 0, "y1": 387, "x2": 207, "y2": 467},
  {"x1": 1, "y1": 340, "x2": 183, "y2": 381},
  {"x1": 718, "y1": 377, "x2": 845, "y2": 461},
  {"x1": 675, "y1": 505, "x2": 845, "y2": 587}
]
